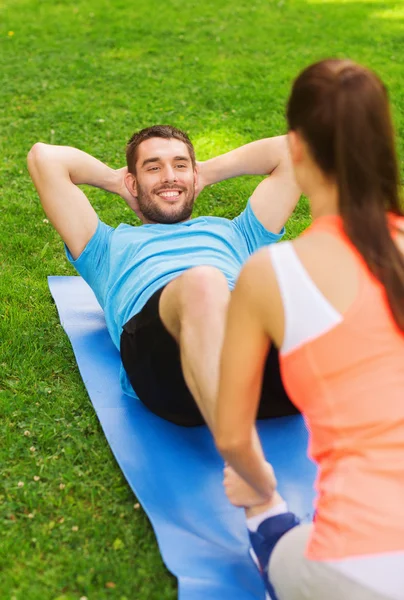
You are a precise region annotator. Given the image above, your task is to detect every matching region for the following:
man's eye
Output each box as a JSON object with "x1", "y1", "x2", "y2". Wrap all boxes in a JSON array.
[
  {"x1": 148, "y1": 166, "x2": 160, "y2": 171},
  {"x1": 176, "y1": 164, "x2": 186, "y2": 169}
]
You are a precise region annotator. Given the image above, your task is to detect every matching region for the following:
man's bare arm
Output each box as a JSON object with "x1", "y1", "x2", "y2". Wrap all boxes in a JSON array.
[
  {"x1": 27, "y1": 144, "x2": 131, "y2": 260},
  {"x1": 198, "y1": 136, "x2": 288, "y2": 183},
  {"x1": 198, "y1": 136, "x2": 301, "y2": 232}
]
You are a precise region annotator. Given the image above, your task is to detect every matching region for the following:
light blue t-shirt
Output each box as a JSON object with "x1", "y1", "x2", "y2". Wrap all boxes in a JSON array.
[{"x1": 66, "y1": 199, "x2": 284, "y2": 397}]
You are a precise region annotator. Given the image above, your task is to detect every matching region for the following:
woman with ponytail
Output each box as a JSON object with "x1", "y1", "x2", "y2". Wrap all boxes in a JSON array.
[{"x1": 215, "y1": 59, "x2": 404, "y2": 600}]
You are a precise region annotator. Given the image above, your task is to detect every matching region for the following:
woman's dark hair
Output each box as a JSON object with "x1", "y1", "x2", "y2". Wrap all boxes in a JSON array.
[{"x1": 287, "y1": 59, "x2": 404, "y2": 331}]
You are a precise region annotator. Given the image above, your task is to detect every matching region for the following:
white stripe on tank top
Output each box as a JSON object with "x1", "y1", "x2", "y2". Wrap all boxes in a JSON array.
[{"x1": 268, "y1": 242, "x2": 342, "y2": 355}]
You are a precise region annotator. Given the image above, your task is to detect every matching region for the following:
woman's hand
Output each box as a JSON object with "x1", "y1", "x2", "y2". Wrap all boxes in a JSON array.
[{"x1": 223, "y1": 462, "x2": 277, "y2": 508}]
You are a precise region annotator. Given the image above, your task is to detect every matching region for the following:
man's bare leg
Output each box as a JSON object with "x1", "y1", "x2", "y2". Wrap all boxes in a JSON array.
[
  {"x1": 159, "y1": 266, "x2": 230, "y2": 431},
  {"x1": 161, "y1": 266, "x2": 286, "y2": 525}
]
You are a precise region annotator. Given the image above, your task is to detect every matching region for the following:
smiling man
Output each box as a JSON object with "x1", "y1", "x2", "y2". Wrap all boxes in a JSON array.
[
  {"x1": 125, "y1": 128, "x2": 196, "y2": 224},
  {"x1": 28, "y1": 125, "x2": 300, "y2": 433}
]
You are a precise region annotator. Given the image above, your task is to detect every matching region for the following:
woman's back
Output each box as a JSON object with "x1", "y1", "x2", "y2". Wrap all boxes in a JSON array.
[
  {"x1": 271, "y1": 214, "x2": 404, "y2": 560},
  {"x1": 215, "y1": 59, "x2": 404, "y2": 600}
]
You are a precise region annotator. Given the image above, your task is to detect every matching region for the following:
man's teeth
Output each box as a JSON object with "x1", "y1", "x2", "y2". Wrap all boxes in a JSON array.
[{"x1": 158, "y1": 191, "x2": 180, "y2": 198}]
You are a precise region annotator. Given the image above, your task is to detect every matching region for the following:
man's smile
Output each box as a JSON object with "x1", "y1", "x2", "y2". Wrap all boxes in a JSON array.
[{"x1": 156, "y1": 189, "x2": 183, "y2": 201}]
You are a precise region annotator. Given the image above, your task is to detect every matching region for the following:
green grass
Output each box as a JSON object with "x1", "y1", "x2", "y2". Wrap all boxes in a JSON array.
[{"x1": 0, "y1": 0, "x2": 403, "y2": 598}]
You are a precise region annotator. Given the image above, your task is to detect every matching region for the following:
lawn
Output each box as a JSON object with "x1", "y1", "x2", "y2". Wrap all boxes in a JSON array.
[{"x1": 0, "y1": 0, "x2": 403, "y2": 598}]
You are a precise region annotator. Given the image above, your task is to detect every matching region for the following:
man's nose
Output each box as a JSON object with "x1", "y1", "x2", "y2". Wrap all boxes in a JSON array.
[{"x1": 162, "y1": 165, "x2": 177, "y2": 182}]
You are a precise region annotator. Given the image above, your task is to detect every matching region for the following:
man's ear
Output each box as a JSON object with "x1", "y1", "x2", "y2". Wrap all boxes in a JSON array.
[
  {"x1": 125, "y1": 171, "x2": 138, "y2": 198},
  {"x1": 124, "y1": 171, "x2": 143, "y2": 218},
  {"x1": 287, "y1": 130, "x2": 303, "y2": 165}
]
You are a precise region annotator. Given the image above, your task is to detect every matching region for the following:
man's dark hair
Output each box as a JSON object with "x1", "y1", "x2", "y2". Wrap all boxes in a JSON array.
[{"x1": 126, "y1": 125, "x2": 196, "y2": 174}]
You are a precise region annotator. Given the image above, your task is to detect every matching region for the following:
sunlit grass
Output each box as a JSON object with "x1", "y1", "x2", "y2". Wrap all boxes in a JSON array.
[
  {"x1": 1, "y1": 0, "x2": 403, "y2": 598},
  {"x1": 372, "y1": 7, "x2": 404, "y2": 20}
]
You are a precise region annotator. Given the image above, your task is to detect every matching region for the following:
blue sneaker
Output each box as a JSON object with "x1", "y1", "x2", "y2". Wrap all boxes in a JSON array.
[{"x1": 248, "y1": 512, "x2": 300, "y2": 600}]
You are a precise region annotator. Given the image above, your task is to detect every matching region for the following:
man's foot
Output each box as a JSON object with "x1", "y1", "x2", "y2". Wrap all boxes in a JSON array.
[
  {"x1": 248, "y1": 510, "x2": 300, "y2": 600},
  {"x1": 246, "y1": 490, "x2": 285, "y2": 521}
]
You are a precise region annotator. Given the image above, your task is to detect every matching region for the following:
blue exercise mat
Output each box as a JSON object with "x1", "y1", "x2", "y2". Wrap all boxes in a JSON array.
[{"x1": 48, "y1": 276, "x2": 316, "y2": 600}]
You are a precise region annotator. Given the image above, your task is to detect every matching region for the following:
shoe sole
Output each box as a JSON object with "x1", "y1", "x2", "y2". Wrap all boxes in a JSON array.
[{"x1": 249, "y1": 547, "x2": 272, "y2": 600}]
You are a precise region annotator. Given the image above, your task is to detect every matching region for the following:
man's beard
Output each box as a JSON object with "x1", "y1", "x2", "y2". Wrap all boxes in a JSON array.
[{"x1": 136, "y1": 183, "x2": 195, "y2": 224}]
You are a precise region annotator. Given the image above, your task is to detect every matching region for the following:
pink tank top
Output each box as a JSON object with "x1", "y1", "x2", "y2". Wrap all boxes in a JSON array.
[{"x1": 279, "y1": 214, "x2": 404, "y2": 560}]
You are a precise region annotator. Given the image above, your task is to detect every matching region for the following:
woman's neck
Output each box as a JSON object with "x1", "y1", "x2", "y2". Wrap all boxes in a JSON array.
[{"x1": 307, "y1": 179, "x2": 340, "y2": 220}]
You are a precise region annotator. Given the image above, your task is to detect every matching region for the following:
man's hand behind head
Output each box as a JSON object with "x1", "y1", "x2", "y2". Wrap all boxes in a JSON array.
[
  {"x1": 194, "y1": 161, "x2": 206, "y2": 201},
  {"x1": 115, "y1": 166, "x2": 140, "y2": 215}
]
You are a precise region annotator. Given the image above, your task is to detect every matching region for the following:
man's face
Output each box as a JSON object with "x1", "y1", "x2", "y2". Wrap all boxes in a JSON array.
[{"x1": 130, "y1": 137, "x2": 197, "y2": 224}]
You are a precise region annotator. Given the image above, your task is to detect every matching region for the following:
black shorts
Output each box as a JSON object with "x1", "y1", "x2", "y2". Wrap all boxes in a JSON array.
[{"x1": 120, "y1": 287, "x2": 299, "y2": 427}]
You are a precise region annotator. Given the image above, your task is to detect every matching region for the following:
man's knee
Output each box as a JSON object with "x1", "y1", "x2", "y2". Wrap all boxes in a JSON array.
[
  {"x1": 179, "y1": 266, "x2": 230, "y2": 316},
  {"x1": 160, "y1": 266, "x2": 230, "y2": 340}
]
